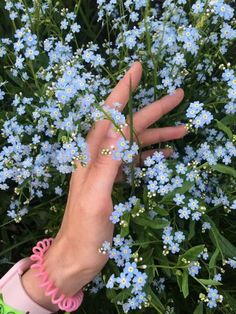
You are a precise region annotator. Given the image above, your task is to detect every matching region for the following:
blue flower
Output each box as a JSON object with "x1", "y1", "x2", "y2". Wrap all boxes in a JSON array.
[
  {"x1": 55, "y1": 186, "x2": 62, "y2": 196},
  {"x1": 173, "y1": 193, "x2": 185, "y2": 205},
  {"x1": 207, "y1": 299, "x2": 217, "y2": 308},
  {"x1": 222, "y1": 69, "x2": 234, "y2": 81},
  {"x1": 178, "y1": 206, "x2": 191, "y2": 219},
  {"x1": 220, "y1": 23, "x2": 236, "y2": 40},
  {"x1": 186, "y1": 101, "x2": 203, "y2": 118},
  {"x1": 23, "y1": 33, "x2": 37, "y2": 46},
  {"x1": 32, "y1": 134, "x2": 41, "y2": 144},
  {"x1": 192, "y1": 0, "x2": 205, "y2": 14},
  {"x1": 188, "y1": 263, "x2": 201, "y2": 277},
  {"x1": 188, "y1": 198, "x2": 199, "y2": 210},
  {"x1": 125, "y1": 33, "x2": 137, "y2": 49},
  {"x1": 106, "y1": 274, "x2": 116, "y2": 288},
  {"x1": 15, "y1": 55, "x2": 24, "y2": 69},
  {"x1": 116, "y1": 137, "x2": 129, "y2": 151},
  {"x1": 71, "y1": 22, "x2": 81, "y2": 33},
  {"x1": 213, "y1": 2, "x2": 234, "y2": 20},
  {"x1": 14, "y1": 40, "x2": 24, "y2": 52},
  {"x1": 111, "y1": 149, "x2": 123, "y2": 161},
  {"x1": 132, "y1": 271, "x2": 148, "y2": 288},
  {"x1": 113, "y1": 234, "x2": 124, "y2": 247},
  {"x1": 25, "y1": 46, "x2": 39, "y2": 60},
  {"x1": 117, "y1": 272, "x2": 132, "y2": 289},
  {"x1": 213, "y1": 273, "x2": 222, "y2": 282},
  {"x1": 191, "y1": 211, "x2": 202, "y2": 221},
  {"x1": 120, "y1": 245, "x2": 132, "y2": 260},
  {"x1": 108, "y1": 248, "x2": 119, "y2": 260},
  {"x1": 226, "y1": 257, "x2": 236, "y2": 268},
  {"x1": 60, "y1": 19, "x2": 68, "y2": 30},
  {"x1": 0, "y1": 89, "x2": 5, "y2": 101},
  {"x1": 169, "y1": 241, "x2": 180, "y2": 254},
  {"x1": 176, "y1": 163, "x2": 187, "y2": 174},
  {"x1": 124, "y1": 262, "x2": 138, "y2": 277},
  {"x1": 174, "y1": 231, "x2": 185, "y2": 243},
  {"x1": 110, "y1": 211, "x2": 121, "y2": 224},
  {"x1": 199, "y1": 110, "x2": 213, "y2": 125},
  {"x1": 207, "y1": 288, "x2": 220, "y2": 301},
  {"x1": 147, "y1": 180, "x2": 158, "y2": 193},
  {"x1": 228, "y1": 88, "x2": 236, "y2": 100},
  {"x1": 162, "y1": 232, "x2": 174, "y2": 245}
]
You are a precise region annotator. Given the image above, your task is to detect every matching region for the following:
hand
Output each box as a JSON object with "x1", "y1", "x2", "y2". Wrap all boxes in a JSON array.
[{"x1": 21, "y1": 61, "x2": 187, "y2": 311}]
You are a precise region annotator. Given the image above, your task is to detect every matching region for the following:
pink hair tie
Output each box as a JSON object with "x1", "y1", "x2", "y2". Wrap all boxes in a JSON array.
[{"x1": 29, "y1": 237, "x2": 84, "y2": 312}]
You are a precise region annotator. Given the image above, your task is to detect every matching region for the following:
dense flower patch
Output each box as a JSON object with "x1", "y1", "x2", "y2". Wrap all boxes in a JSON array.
[{"x1": 0, "y1": 0, "x2": 235, "y2": 313}]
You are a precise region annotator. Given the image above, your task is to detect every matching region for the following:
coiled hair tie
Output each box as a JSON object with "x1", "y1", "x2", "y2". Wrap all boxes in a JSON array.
[{"x1": 30, "y1": 237, "x2": 84, "y2": 312}]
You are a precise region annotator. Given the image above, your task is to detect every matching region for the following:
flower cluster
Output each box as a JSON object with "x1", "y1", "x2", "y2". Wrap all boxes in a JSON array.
[
  {"x1": 162, "y1": 226, "x2": 186, "y2": 255},
  {"x1": 111, "y1": 137, "x2": 139, "y2": 163},
  {"x1": 110, "y1": 196, "x2": 140, "y2": 224},
  {"x1": 100, "y1": 235, "x2": 149, "y2": 313},
  {"x1": 174, "y1": 194, "x2": 206, "y2": 221},
  {"x1": 186, "y1": 101, "x2": 213, "y2": 129},
  {"x1": 59, "y1": 8, "x2": 81, "y2": 43},
  {"x1": 199, "y1": 287, "x2": 224, "y2": 309},
  {"x1": 222, "y1": 68, "x2": 236, "y2": 114}
]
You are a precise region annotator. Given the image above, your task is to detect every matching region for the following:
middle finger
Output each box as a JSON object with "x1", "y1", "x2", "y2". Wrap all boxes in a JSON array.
[{"x1": 130, "y1": 88, "x2": 184, "y2": 135}]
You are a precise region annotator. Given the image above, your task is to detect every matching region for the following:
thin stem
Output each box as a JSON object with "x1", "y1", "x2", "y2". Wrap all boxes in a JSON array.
[
  {"x1": 127, "y1": 75, "x2": 135, "y2": 196},
  {"x1": 28, "y1": 60, "x2": 41, "y2": 93}
]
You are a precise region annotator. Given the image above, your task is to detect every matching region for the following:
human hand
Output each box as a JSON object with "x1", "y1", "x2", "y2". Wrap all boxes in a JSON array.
[{"x1": 21, "y1": 61, "x2": 187, "y2": 311}]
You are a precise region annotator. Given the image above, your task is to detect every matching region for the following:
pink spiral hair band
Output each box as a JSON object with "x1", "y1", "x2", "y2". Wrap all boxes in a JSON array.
[{"x1": 29, "y1": 237, "x2": 84, "y2": 312}]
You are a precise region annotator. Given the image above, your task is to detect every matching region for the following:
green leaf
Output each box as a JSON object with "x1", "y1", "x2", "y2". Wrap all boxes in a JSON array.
[
  {"x1": 111, "y1": 288, "x2": 132, "y2": 303},
  {"x1": 146, "y1": 286, "x2": 165, "y2": 313},
  {"x1": 221, "y1": 291, "x2": 236, "y2": 312},
  {"x1": 220, "y1": 113, "x2": 236, "y2": 126},
  {"x1": 188, "y1": 220, "x2": 195, "y2": 241},
  {"x1": 106, "y1": 288, "x2": 117, "y2": 300},
  {"x1": 178, "y1": 245, "x2": 205, "y2": 265},
  {"x1": 155, "y1": 250, "x2": 172, "y2": 277},
  {"x1": 176, "y1": 270, "x2": 183, "y2": 291},
  {"x1": 211, "y1": 164, "x2": 236, "y2": 178},
  {"x1": 134, "y1": 216, "x2": 169, "y2": 229},
  {"x1": 193, "y1": 302, "x2": 203, "y2": 314},
  {"x1": 143, "y1": 186, "x2": 148, "y2": 207},
  {"x1": 217, "y1": 233, "x2": 236, "y2": 258},
  {"x1": 142, "y1": 248, "x2": 154, "y2": 266},
  {"x1": 216, "y1": 119, "x2": 233, "y2": 140},
  {"x1": 6, "y1": 70, "x2": 23, "y2": 87},
  {"x1": 154, "y1": 206, "x2": 169, "y2": 216},
  {"x1": 182, "y1": 269, "x2": 189, "y2": 298},
  {"x1": 209, "y1": 248, "x2": 220, "y2": 268},
  {"x1": 206, "y1": 216, "x2": 236, "y2": 258},
  {"x1": 197, "y1": 278, "x2": 223, "y2": 286}
]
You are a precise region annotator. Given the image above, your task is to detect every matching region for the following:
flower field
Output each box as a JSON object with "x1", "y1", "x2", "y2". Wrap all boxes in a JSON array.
[{"x1": 0, "y1": 0, "x2": 235, "y2": 313}]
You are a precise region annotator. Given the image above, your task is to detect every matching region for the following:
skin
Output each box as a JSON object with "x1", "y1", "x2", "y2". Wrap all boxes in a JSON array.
[{"x1": 21, "y1": 61, "x2": 187, "y2": 312}]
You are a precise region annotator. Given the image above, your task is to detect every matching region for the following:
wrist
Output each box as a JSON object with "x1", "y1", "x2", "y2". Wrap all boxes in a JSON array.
[
  {"x1": 21, "y1": 268, "x2": 59, "y2": 313},
  {"x1": 42, "y1": 236, "x2": 87, "y2": 297}
]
